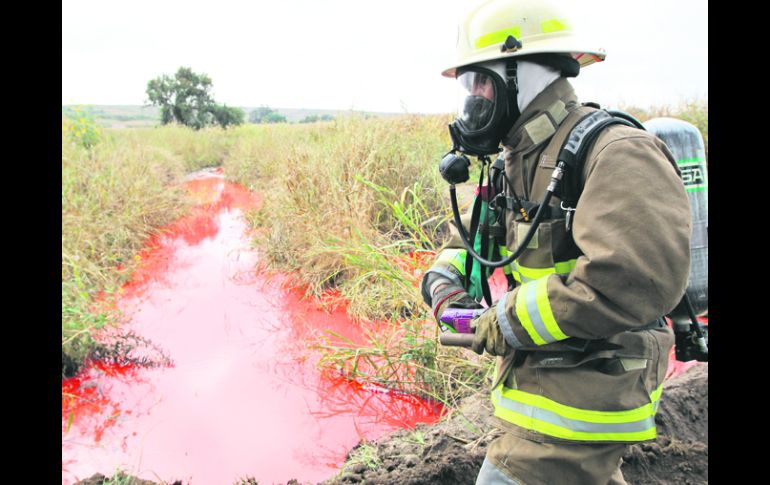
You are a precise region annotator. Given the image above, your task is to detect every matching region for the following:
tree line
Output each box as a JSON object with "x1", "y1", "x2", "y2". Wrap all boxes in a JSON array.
[{"x1": 146, "y1": 67, "x2": 333, "y2": 129}]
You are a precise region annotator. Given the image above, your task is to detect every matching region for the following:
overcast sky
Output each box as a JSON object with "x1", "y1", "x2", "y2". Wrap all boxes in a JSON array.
[{"x1": 62, "y1": 0, "x2": 707, "y2": 113}]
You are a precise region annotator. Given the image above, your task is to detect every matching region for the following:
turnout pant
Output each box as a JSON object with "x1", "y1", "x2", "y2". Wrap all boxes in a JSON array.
[{"x1": 476, "y1": 431, "x2": 628, "y2": 485}]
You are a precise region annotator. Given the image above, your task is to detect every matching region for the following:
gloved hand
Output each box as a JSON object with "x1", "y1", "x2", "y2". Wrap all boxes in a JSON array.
[
  {"x1": 432, "y1": 283, "x2": 481, "y2": 323},
  {"x1": 421, "y1": 272, "x2": 481, "y2": 324},
  {"x1": 470, "y1": 307, "x2": 509, "y2": 356}
]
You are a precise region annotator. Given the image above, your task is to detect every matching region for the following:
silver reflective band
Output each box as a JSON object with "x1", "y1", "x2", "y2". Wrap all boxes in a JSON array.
[
  {"x1": 497, "y1": 292, "x2": 524, "y2": 348},
  {"x1": 492, "y1": 389, "x2": 657, "y2": 434},
  {"x1": 522, "y1": 281, "x2": 559, "y2": 344},
  {"x1": 476, "y1": 457, "x2": 523, "y2": 485}
]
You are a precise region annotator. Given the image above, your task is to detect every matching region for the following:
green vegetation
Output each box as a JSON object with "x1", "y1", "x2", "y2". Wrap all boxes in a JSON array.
[
  {"x1": 299, "y1": 114, "x2": 334, "y2": 123},
  {"x1": 343, "y1": 443, "x2": 381, "y2": 472},
  {"x1": 76, "y1": 470, "x2": 181, "y2": 485},
  {"x1": 61, "y1": 105, "x2": 394, "y2": 128},
  {"x1": 224, "y1": 114, "x2": 452, "y2": 319},
  {"x1": 146, "y1": 66, "x2": 245, "y2": 129},
  {"x1": 63, "y1": 106, "x2": 102, "y2": 149},
  {"x1": 61, "y1": 120, "x2": 244, "y2": 376},
  {"x1": 249, "y1": 106, "x2": 287, "y2": 124},
  {"x1": 62, "y1": 99, "x2": 708, "y2": 408},
  {"x1": 62, "y1": 105, "x2": 162, "y2": 128},
  {"x1": 619, "y1": 96, "x2": 708, "y2": 157}
]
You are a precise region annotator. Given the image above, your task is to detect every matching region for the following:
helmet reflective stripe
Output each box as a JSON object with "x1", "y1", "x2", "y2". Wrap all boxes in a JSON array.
[
  {"x1": 515, "y1": 276, "x2": 568, "y2": 344},
  {"x1": 474, "y1": 18, "x2": 570, "y2": 50},
  {"x1": 444, "y1": 0, "x2": 606, "y2": 78},
  {"x1": 541, "y1": 18, "x2": 570, "y2": 34},
  {"x1": 491, "y1": 383, "x2": 663, "y2": 441},
  {"x1": 475, "y1": 26, "x2": 522, "y2": 50},
  {"x1": 495, "y1": 291, "x2": 525, "y2": 348}
]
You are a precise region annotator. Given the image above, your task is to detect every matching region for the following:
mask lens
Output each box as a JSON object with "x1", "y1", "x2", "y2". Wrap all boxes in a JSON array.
[{"x1": 457, "y1": 71, "x2": 497, "y2": 132}]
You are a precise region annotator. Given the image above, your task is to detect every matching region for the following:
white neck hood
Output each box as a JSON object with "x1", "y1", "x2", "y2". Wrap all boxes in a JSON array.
[{"x1": 516, "y1": 60, "x2": 562, "y2": 113}]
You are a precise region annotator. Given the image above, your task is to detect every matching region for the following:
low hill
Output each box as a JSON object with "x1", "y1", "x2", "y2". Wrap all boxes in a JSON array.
[{"x1": 62, "y1": 105, "x2": 406, "y2": 128}]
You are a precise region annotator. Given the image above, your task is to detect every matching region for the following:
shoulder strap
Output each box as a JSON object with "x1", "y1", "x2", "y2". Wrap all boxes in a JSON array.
[{"x1": 555, "y1": 109, "x2": 644, "y2": 209}]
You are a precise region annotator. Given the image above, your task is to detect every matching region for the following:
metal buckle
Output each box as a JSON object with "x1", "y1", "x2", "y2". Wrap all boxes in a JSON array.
[
  {"x1": 489, "y1": 193, "x2": 506, "y2": 211},
  {"x1": 560, "y1": 201, "x2": 576, "y2": 231}
]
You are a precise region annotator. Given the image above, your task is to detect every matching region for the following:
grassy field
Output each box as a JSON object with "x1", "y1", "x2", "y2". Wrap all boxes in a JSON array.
[{"x1": 61, "y1": 98, "x2": 708, "y2": 404}]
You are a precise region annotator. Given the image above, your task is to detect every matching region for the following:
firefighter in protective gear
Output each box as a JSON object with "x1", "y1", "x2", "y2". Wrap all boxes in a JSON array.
[{"x1": 420, "y1": 1, "x2": 692, "y2": 484}]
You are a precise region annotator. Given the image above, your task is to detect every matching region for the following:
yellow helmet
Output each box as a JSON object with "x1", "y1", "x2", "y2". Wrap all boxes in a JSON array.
[{"x1": 443, "y1": 0, "x2": 606, "y2": 78}]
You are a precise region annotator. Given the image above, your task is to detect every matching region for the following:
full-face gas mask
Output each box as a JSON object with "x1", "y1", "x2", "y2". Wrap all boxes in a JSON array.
[{"x1": 447, "y1": 60, "x2": 520, "y2": 158}]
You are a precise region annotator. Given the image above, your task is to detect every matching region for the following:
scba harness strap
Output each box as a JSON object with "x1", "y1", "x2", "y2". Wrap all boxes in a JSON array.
[
  {"x1": 490, "y1": 107, "x2": 643, "y2": 231},
  {"x1": 455, "y1": 105, "x2": 644, "y2": 308}
]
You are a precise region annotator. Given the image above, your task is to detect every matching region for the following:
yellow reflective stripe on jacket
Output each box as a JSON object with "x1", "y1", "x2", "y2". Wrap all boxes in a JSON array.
[
  {"x1": 498, "y1": 246, "x2": 514, "y2": 276},
  {"x1": 491, "y1": 383, "x2": 663, "y2": 442},
  {"x1": 511, "y1": 259, "x2": 577, "y2": 283},
  {"x1": 514, "y1": 276, "x2": 568, "y2": 345}
]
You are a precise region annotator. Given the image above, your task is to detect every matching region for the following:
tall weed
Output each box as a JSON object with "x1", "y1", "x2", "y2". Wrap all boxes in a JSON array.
[{"x1": 62, "y1": 123, "x2": 190, "y2": 374}]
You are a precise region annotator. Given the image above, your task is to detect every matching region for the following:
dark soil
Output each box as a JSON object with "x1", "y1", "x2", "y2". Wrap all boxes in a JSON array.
[
  {"x1": 620, "y1": 364, "x2": 708, "y2": 485},
  {"x1": 73, "y1": 474, "x2": 303, "y2": 485},
  {"x1": 322, "y1": 363, "x2": 708, "y2": 485}
]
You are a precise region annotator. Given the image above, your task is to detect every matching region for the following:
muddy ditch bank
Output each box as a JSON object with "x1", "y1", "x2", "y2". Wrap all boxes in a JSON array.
[
  {"x1": 322, "y1": 363, "x2": 708, "y2": 485},
  {"x1": 78, "y1": 363, "x2": 707, "y2": 485}
]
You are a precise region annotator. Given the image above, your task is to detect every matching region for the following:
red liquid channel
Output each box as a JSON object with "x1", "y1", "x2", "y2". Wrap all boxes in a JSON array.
[{"x1": 62, "y1": 169, "x2": 443, "y2": 484}]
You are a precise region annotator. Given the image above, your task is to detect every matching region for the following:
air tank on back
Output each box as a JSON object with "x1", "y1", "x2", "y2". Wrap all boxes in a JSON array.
[{"x1": 643, "y1": 117, "x2": 708, "y2": 318}]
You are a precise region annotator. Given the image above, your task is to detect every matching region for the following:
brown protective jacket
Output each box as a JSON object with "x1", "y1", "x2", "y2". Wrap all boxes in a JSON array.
[{"x1": 440, "y1": 77, "x2": 691, "y2": 444}]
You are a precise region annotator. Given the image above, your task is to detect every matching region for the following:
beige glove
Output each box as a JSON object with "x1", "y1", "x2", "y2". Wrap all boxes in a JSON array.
[{"x1": 470, "y1": 308, "x2": 509, "y2": 356}]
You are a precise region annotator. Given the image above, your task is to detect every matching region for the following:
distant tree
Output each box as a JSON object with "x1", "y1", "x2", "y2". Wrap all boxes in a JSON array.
[
  {"x1": 264, "y1": 112, "x2": 287, "y2": 123},
  {"x1": 249, "y1": 106, "x2": 271, "y2": 123},
  {"x1": 249, "y1": 106, "x2": 286, "y2": 124},
  {"x1": 146, "y1": 67, "x2": 243, "y2": 129},
  {"x1": 299, "y1": 114, "x2": 334, "y2": 124},
  {"x1": 210, "y1": 104, "x2": 245, "y2": 129}
]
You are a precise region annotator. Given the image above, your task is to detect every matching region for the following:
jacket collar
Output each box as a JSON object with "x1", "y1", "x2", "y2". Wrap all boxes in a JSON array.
[{"x1": 502, "y1": 77, "x2": 578, "y2": 155}]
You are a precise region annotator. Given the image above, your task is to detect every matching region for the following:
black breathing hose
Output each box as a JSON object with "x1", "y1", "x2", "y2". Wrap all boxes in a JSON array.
[
  {"x1": 449, "y1": 182, "x2": 555, "y2": 268},
  {"x1": 447, "y1": 111, "x2": 625, "y2": 270}
]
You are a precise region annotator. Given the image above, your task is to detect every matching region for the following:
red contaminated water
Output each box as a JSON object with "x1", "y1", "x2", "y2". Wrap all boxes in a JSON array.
[
  {"x1": 62, "y1": 169, "x2": 443, "y2": 485},
  {"x1": 62, "y1": 170, "x2": 702, "y2": 483}
]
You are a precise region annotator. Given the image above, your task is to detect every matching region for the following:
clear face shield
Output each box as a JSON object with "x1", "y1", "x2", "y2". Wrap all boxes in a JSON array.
[
  {"x1": 456, "y1": 71, "x2": 498, "y2": 133},
  {"x1": 455, "y1": 61, "x2": 508, "y2": 135}
]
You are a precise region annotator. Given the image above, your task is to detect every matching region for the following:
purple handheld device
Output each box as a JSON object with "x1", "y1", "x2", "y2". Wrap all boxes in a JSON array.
[{"x1": 439, "y1": 308, "x2": 485, "y2": 334}]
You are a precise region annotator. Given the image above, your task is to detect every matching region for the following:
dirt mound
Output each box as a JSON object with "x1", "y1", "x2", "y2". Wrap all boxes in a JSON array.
[
  {"x1": 620, "y1": 363, "x2": 708, "y2": 485},
  {"x1": 73, "y1": 473, "x2": 181, "y2": 485},
  {"x1": 323, "y1": 364, "x2": 708, "y2": 485}
]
